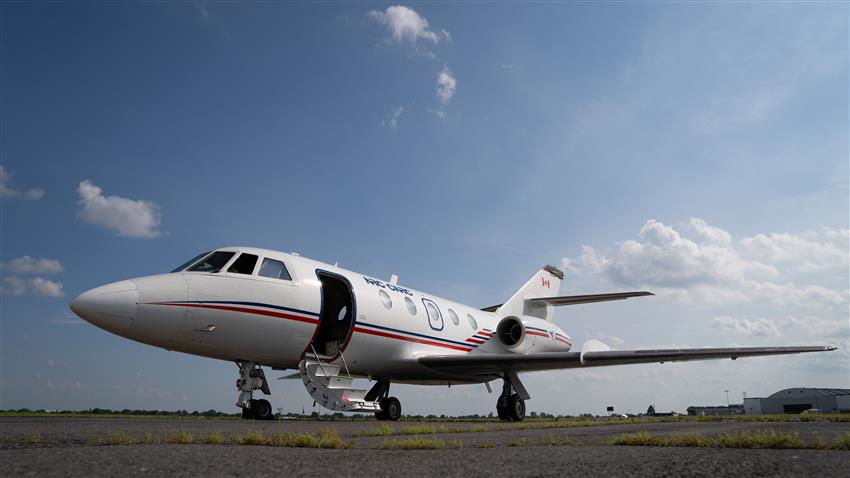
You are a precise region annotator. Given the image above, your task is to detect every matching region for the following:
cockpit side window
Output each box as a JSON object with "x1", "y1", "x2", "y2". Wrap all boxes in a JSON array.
[
  {"x1": 258, "y1": 258, "x2": 292, "y2": 281},
  {"x1": 171, "y1": 251, "x2": 211, "y2": 273},
  {"x1": 187, "y1": 251, "x2": 236, "y2": 273},
  {"x1": 227, "y1": 253, "x2": 259, "y2": 275}
]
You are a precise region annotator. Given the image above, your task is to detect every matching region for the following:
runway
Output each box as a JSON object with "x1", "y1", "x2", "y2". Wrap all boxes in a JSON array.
[{"x1": 2, "y1": 417, "x2": 848, "y2": 477}]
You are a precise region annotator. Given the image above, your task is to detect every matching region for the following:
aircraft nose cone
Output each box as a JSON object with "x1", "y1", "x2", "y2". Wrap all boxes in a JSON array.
[{"x1": 70, "y1": 280, "x2": 138, "y2": 334}]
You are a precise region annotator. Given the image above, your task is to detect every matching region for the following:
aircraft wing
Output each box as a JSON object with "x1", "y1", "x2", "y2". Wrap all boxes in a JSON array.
[
  {"x1": 419, "y1": 345, "x2": 836, "y2": 377},
  {"x1": 480, "y1": 291, "x2": 653, "y2": 312}
]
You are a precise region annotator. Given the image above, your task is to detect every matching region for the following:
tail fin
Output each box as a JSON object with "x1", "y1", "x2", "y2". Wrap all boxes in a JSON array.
[{"x1": 495, "y1": 265, "x2": 563, "y2": 321}]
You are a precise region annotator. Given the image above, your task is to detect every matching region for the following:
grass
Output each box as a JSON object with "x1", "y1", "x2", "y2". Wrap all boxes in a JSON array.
[
  {"x1": 166, "y1": 430, "x2": 195, "y2": 444},
  {"x1": 378, "y1": 437, "x2": 447, "y2": 450},
  {"x1": 235, "y1": 428, "x2": 345, "y2": 449},
  {"x1": 609, "y1": 430, "x2": 850, "y2": 450},
  {"x1": 203, "y1": 431, "x2": 226, "y2": 445},
  {"x1": 106, "y1": 429, "x2": 138, "y2": 445},
  {"x1": 400, "y1": 425, "x2": 437, "y2": 435},
  {"x1": 356, "y1": 423, "x2": 394, "y2": 437}
]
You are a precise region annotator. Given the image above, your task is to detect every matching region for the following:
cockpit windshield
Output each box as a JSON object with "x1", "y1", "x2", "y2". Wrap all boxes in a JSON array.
[
  {"x1": 170, "y1": 251, "x2": 211, "y2": 273},
  {"x1": 187, "y1": 251, "x2": 236, "y2": 273}
]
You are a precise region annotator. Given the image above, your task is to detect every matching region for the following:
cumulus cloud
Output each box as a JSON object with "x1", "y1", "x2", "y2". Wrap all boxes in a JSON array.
[
  {"x1": 1, "y1": 256, "x2": 63, "y2": 275},
  {"x1": 572, "y1": 371, "x2": 615, "y2": 383},
  {"x1": 77, "y1": 180, "x2": 162, "y2": 238},
  {"x1": 711, "y1": 316, "x2": 781, "y2": 337},
  {"x1": 368, "y1": 5, "x2": 448, "y2": 45},
  {"x1": 0, "y1": 166, "x2": 45, "y2": 200},
  {"x1": 564, "y1": 218, "x2": 848, "y2": 309},
  {"x1": 2, "y1": 276, "x2": 64, "y2": 297},
  {"x1": 741, "y1": 226, "x2": 850, "y2": 273},
  {"x1": 436, "y1": 64, "x2": 456, "y2": 105}
]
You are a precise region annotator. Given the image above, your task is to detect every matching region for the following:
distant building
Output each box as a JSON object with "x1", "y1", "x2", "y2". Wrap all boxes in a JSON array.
[
  {"x1": 691, "y1": 405, "x2": 744, "y2": 416},
  {"x1": 743, "y1": 388, "x2": 850, "y2": 414}
]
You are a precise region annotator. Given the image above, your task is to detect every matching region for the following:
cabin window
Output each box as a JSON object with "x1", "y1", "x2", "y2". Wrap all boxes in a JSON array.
[
  {"x1": 228, "y1": 253, "x2": 259, "y2": 275},
  {"x1": 187, "y1": 251, "x2": 236, "y2": 273},
  {"x1": 423, "y1": 299, "x2": 443, "y2": 331},
  {"x1": 171, "y1": 251, "x2": 211, "y2": 272},
  {"x1": 258, "y1": 258, "x2": 292, "y2": 280},
  {"x1": 404, "y1": 297, "x2": 417, "y2": 315},
  {"x1": 467, "y1": 314, "x2": 478, "y2": 331},
  {"x1": 378, "y1": 290, "x2": 392, "y2": 309},
  {"x1": 448, "y1": 308, "x2": 459, "y2": 326}
]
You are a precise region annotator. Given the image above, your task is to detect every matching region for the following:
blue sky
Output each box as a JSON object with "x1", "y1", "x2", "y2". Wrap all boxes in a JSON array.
[{"x1": 1, "y1": 3, "x2": 847, "y2": 415}]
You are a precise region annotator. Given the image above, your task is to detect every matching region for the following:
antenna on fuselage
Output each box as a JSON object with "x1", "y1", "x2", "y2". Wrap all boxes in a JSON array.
[{"x1": 389, "y1": 274, "x2": 398, "y2": 285}]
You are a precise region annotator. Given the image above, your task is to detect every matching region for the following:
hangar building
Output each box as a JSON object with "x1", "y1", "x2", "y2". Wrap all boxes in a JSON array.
[{"x1": 743, "y1": 388, "x2": 850, "y2": 414}]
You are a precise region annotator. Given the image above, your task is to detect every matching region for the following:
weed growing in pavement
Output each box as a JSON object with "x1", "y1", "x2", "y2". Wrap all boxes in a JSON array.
[
  {"x1": 609, "y1": 430, "x2": 849, "y2": 450},
  {"x1": 356, "y1": 423, "x2": 394, "y2": 437},
  {"x1": 24, "y1": 432, "x2": 47, "y2": 445},
  {"x1": 378, "y1": 437, "x2": 446, "y2": 450},
  {"x1": 167, "y1": 430, "x2": 194, "y2": 444},
  {"x1": 203, "y1": 431, "x2": 226, "y2": 445}
]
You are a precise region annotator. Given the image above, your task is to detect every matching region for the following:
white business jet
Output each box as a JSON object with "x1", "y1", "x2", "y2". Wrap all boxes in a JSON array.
[{"x1": 70, "y1": 247, "x2": 835, "y2": 421}]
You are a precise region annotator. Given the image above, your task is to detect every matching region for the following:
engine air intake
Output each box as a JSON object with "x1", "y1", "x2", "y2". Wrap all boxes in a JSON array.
[{"x1": 496, "y1": 317, "x2": 524, "y2": 347}]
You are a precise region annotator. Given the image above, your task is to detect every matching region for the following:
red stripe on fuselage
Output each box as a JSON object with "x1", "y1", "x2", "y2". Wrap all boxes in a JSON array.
[
  {"x1": 527, "y1": 330, "x2": 549, "y2": 338},
  {"x1": 556, "y1": 337, "x2": 572, "y2": 346},
  {"x1": 352, "y1": 326, "x2": 473, "y2": 352},
  {"x1": 465, "y1": 338, "x2": 485, "y2": 344},
  {"x1": 155, "y1": 303, "x2": 320, "y2": 325}
]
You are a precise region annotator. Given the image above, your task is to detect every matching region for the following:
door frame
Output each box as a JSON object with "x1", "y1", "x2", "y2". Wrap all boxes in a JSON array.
[{"x1": 302, "y1": 269, "x2": 357, "y2": 361}]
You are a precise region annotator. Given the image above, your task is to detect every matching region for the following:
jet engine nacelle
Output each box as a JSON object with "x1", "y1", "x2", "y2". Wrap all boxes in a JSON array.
[{"x1": 495, "y1": 315, "x2": 571, "y2": 353}]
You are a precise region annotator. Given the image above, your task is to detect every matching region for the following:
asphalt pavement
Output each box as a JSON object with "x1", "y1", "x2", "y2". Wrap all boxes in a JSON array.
[{"x1": 2, "y1": 417, "x2": 847, "y2": 477}]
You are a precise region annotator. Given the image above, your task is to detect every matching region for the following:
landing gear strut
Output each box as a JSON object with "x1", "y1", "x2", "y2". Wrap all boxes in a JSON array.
[
  {"x1": 367, "y1": 379, "x2": 402, "y2": 421},
  {"x1": 496, "y1": 372, "x2": 528, "y2": 422},
  {"x1": 235, "y1": 361, "x2": 273, "y2": 420}
]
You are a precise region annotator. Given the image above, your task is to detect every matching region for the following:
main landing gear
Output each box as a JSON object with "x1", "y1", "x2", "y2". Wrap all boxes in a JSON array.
[
  {"x1": 235, "y1": 361, "x2": 274, "y2": 420},
  {"x1": 367, "y1": 379, "x2": 402, "y2": 421},
  {"x1": 496, "y1": 372, "x2": 529, "y2": 422}
]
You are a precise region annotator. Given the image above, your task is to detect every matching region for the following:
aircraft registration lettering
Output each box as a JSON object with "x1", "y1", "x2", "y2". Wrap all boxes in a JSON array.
[{"x1": 363, "y1": 276, "x2": 413, "y2": 296}]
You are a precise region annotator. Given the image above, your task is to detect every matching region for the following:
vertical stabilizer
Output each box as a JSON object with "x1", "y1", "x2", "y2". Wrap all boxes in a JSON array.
[{"x1": 496, "y1": 265, "x2": 563, "y2": 321}]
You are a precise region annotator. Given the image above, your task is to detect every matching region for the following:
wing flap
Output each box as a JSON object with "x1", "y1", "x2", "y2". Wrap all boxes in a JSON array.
[{"x1": 419, "y1": 346, "x2": 836, "y2": 377}]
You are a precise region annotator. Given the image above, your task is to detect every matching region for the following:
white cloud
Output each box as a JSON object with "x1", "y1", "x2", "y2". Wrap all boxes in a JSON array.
[
  {"x1": 436, "y1": 64, "x2": 456, "y2": 105},
  {"x1": 30, "y1": 277, "x2": 64, "y2": 297},
  {"x1": 2, "y1": 276, "x2": 28, "y2": 296},
  {"x1": 0, "y1": 166, "x2": 45, "y2": 200},
  {"x1": 379, "y1": 106, "x2": 406, "y2": 131},
  {"x1": 1, "y1": 276, "x2": 64, "y2": 297},
  {"x1": 572, "y1": 371, "x2": 615, "y2": 383},
  {"x1": 711, "y1": 316, "x2": 780, "y2": 337},
  {"x1": 368, "y1": 5, "x2": 447, "y2": 45},
  {"x1": 77, "y1": 180, "x2": 162, "y2": 238},
  {"x1": 564, "y1": 218, "x2": 848, "y2": 309},
  {"x1": 741, "y1": 226, "x2": 849, "y2": 273},
  {"x1": 1, "y1": 256, "x2": 63, "y2": 275},
  {"x1": 781, "y1": 316, "x2": 848, "y2": 339}
]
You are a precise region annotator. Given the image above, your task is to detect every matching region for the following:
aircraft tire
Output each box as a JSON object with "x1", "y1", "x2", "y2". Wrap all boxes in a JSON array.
[
  {"x1": 375, "y1": 410, "x2": 388, "y2": 420},
  {"x1": 381, "y1": 397, "x2": 402, "y2": 421},
  {"x1": 253, "y1": 399, "x2": 274, "y2": 420},
  {"x1": 507, "y1": 394, "x2": 525, "y2": 422},
  {"x1": 496, "y1": 395, "x2": 509, "y2": 421},
  {"x1": 241, "y1": 406, "x2": 255, "y2": 420}
]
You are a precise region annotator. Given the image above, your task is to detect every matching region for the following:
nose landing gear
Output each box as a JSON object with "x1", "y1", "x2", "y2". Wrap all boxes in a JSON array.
[{"x1": 235, "y1": 361, "x2": 274, "y2": 420}]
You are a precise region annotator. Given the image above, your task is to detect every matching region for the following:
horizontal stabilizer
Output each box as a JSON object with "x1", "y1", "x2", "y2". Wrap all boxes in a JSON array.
[
  {"x1": 529, "y1": 291, "x2": 653, "y2": 306},
  {"x1": 482, "y1": 291, "x2": 653, "y2": 312}
]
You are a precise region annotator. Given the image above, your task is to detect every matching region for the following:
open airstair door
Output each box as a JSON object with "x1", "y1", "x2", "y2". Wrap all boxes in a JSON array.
[{"x1": 310, "y1": 271, "x2": 356, "y2": 358}]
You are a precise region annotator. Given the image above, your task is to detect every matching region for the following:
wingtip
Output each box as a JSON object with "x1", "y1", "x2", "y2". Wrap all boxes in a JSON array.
[{"x1": 826, "y1": 346, "x2": 838, "y2": 351}]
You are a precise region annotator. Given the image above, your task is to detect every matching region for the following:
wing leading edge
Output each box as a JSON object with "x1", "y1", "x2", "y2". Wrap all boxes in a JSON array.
[{"x1": 419, "y1": 346, "x2": 836, "y2": 377}]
